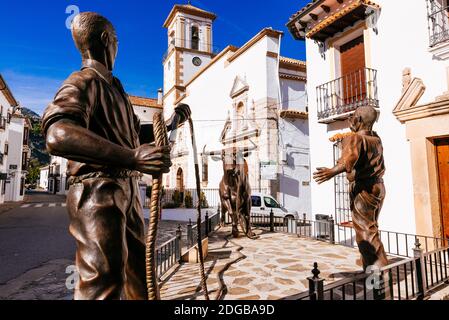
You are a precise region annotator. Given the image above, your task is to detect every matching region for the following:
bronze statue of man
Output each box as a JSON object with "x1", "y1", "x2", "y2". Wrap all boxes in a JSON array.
[
  {"x1": 313, "y1": 106, "x2": 388, "y2": 270},
  {"x1": 42, "y1": 12, "x2": 190, "y2": 300}
]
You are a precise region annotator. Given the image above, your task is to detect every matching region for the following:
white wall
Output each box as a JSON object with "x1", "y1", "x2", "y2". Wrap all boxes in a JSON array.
[
  {"x1": 132, "y1": 105, "x2": 161, "y2": 125},
  {"x1": 5, "y1": 117, "x2": 25, "y2": 202},
  {"x1": 174, "y1": 36, "x2": 275, "y2": 190},
  {"x1": 49, "y1": 156, "x2": 68, "y2": 195},
  {"x1": 182, "y1": 51, "x2": 213, "y2": 85},
  {"x1": 0, "y1": 93, "x2": 11, "y2": 203},
  {"x1": 279, "y1": 118, "x2": 311, "y2": 218},
  {"x1": 280, "y1": 79, "x2": 307, "y2": 111},
  {"x1": 163, "y1": 53, "x2": 176, "y2": 93},
  {"x1": 39, "y1": 168, "x2": 49, "y2": 190},
  {"x1": 163, "y1": 30, "x2": 310, "y2": 216}
]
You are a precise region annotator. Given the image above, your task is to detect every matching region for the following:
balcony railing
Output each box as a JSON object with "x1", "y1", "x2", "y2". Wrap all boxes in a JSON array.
[
  {"x1": 316, "y1": 68, "x2": 379, "y2": 123},
  {"x1": 427, "y1": 0, "x2": 449, "y2": 47}
]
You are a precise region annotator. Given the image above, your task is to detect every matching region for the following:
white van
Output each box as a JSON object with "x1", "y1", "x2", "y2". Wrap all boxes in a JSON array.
[{"x1": 250, "y1": 193, "x2": 299, "y2": 221}]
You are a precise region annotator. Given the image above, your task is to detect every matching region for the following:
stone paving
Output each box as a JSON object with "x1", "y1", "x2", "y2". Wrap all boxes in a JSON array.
[{"x1": 161, "y1": 226, "x2": 365, "y2": 300}]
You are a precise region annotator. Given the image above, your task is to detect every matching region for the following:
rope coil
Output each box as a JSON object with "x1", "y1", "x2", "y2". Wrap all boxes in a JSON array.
[
  {"x1": 146, "y1": 112, "x2": 168, "y2": 300},
  {"x1": 146, "y1": 112, "x2": 209, "y2": 300}
]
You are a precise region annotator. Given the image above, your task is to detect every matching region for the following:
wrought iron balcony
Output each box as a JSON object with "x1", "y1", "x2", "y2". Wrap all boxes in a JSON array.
[
  {"x1": 316, "y1": 68, "x2": 379, "y2": 124},
  {"x1": 427, "y1": 0, "x2": 449, "y2": 47}
]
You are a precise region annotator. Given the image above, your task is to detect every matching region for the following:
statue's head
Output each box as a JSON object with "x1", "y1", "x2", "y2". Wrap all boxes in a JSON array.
[
  {"x1": 71, "y1": 12, "x2": 118, "y2": 70},
  {"x1": 349, "y1": 106, "x2": 378, "y2": 132}
]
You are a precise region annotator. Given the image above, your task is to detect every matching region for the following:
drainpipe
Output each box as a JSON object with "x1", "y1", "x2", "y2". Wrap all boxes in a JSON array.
[{"x1": 276, "y1": 33, "x2": 284, "y2": 206}]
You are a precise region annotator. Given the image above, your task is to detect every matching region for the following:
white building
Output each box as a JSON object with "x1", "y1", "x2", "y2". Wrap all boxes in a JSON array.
[
  {"x1": 39, "y1": 165, "x2": 49, "y2": 191},
  {"x1": 161, "y1": 4, "x2": 311, "y2": 216},
  {"x1": 47, "y1": 155, "x2": 68, "y2": 195},
  {"x1": 129, "y1": 94, "x2": 164, "y2": 188},
  {"x1": 4, "y1": 111, "x2": 31, "y2": 202},
  {"x1": 0, "y1": 74, "x2": 15, "y2": 204},
  {"x1": 287, "y1": 0, "x2": 449, "y2": 239},
  {"x1": 129, "y1": 94, "x2": 163, "y2": 126},
  {"x1": 0, "y1": 74, "x2": 31, "y2": 203}
]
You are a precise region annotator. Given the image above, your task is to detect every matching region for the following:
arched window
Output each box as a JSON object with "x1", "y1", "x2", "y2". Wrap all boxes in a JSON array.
[{"x1": 191, "y1": 25, "x2": 199, "y2": 50}]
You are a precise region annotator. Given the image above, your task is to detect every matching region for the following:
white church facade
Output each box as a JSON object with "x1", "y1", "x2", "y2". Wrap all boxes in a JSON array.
[{"x1": 161, "y1": 4, "x2": 311, "y2": 217}]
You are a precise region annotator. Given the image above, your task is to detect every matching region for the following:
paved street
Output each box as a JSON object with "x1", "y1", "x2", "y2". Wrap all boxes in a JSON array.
[
  {"x1": 0, "y1": 192, "x2": 73, "y2": 285},
  {"x1": 0, "y1": 192, "x2": 74, "y2": 299},
  {"x1": 0, "y1": 191, "x2": 192, "y2": 300}
]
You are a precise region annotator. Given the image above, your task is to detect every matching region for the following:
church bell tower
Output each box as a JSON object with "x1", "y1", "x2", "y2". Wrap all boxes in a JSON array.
[{"x1": 162, "y1": 3, "x2": 217, "y2": 113}]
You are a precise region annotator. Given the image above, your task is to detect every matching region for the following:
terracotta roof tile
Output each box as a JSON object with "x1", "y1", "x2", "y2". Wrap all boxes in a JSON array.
[
  {"x1": 287, "y1": 0, "x2": 323, "y2": 24},
  {"x1": 164, "y1": 4, "x2": 217, "y2": 28},
  {"x1": 280, "y1": 110, "x2": 309, "y2": 119},
  {"x1": 128, "y1": 95, "x2": 161, "y2": 108},
  {"x1": 280, "y1": 56, "x2": 306, "y2": 67}
]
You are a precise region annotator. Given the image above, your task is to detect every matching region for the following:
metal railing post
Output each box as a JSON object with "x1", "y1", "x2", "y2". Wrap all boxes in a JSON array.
[
  {"x1": 218, "y1": 204, "x2": 224, "y2": 227},
  {"x1": 205, "y1": 211, "x2": 210, "y2": 235},
  {"x1": 176, "y1": 225, "x2": 183, "y2": 260},
  {"x1": 270, "y1": 209, "x2": 275, "y2": 233},
  {"x1": 308, "y1": 263, "x2": 324, "y2": 300},
  {"x1": 187, "y1": 219, "x2": 193, "y2": 248},
  {"x1": 413, "y1": 239, "x2": 427, "y2": 299},
  {"x1": 329, "y1": 216, "x2": 335, "y2": 244}
]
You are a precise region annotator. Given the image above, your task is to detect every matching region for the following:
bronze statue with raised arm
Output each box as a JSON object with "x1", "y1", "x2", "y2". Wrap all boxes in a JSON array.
[
  {"x1": 42, "y1": 12, "x2": 190, "y2": 300},
  {"x1": 313, "y1": 106, "x2": 389, "y2": 271}
]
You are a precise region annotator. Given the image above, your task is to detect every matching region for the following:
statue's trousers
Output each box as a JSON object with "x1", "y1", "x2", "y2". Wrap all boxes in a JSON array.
[
  {"x1": 67, "y1": 176, "x2": 147, "y2": 300},
  {"x1": 350, "y1": 179, "x2": 389, "y2": 270}
]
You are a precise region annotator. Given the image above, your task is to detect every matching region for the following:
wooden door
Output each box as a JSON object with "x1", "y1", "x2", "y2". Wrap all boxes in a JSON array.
[
  {"x1": 436, "y1": 138, "x2": 449, "y2": 240},
  {"x1": 340, "y1": 35, "x2": 366, "y2": 105}
]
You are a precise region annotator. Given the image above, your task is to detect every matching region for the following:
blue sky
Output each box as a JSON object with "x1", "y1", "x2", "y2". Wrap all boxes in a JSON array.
[{"x1": 0, "y1": 0, "x2": 308, "y2": 115}]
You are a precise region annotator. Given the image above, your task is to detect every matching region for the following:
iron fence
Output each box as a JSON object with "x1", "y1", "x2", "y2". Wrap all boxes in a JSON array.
[
  {"x1": 186, "y1": 211, "x2": 221, "y2": 248},
  {"x1": 145, "y1": 188, "x2": 269, "y2": 209},
  {"x1": 156, "y1": 209, "x2": 221, "y2": 279},
  {"x1": 427, "y1": 0, "x2": 449, "y2": 47},
  {"x1": 156, "y1": 234, "x2": 182, "y2": 279},
  {"x1": 282, "y1": 242, "x2": 449, "y2": 301},
  {"x1": 316, "y1": 68, "x2": 378, "y2": 122},
  {"x1": 251, "y1": 212, "x2": 448, "y2": 259},
  {"x1": 250, "y1": 210, "x2": 449, "y2": 300}
]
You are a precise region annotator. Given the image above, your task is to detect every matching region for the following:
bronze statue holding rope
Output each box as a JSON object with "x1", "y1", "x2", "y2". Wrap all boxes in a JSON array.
[{"x1": 43, "y1": 12, "x2": 193, "y2": 300}]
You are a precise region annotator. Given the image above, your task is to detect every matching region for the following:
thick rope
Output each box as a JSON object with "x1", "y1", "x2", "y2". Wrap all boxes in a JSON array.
[
  {"x1": 146, "y1": 112, "x2": 169, "y2": 300},
  {"x1": 188, "y1": 118, "x2": 210, "y2": 300}
]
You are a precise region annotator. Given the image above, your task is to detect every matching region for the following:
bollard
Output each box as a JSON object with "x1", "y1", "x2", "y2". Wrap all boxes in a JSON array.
[
  {"x1": 176, "y1": 225, "x2": 183, "y2": 259},
  {"x1": 308, "y1": 263, "x2": 324, "y2": 300},
  {"x1": 413, "y1": 238, "x2": 427, "y2": 300},
  {"x1": 205, "y1": 211, "x2": 210, "y2": 235},
  {"x1": 270, "y1": 209, "x2": 275, "y2": 233},
  {"x1": 187, "y1": 219, "x2": 193, "y2": 248},
  {"x1": 328, "y1": 215, "x2": 335, "y2": 244},
  {"x1": 218, "y1": 205, "x2": 224, "y2": 226}
]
